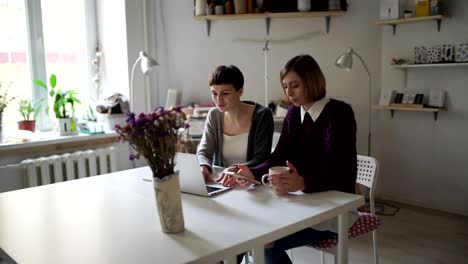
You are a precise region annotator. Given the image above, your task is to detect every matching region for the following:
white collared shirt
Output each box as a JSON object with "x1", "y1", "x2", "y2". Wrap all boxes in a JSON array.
[{"x1": 300, "y1": 97, "x2": 330, "y2": 123}]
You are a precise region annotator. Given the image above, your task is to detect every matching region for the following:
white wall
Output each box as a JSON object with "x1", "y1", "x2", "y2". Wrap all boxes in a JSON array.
[
  {"x1": 156, "y1": 0, "x2": 381, "y2": 157},
  {"x1": 376, "y1": 1, "x2": 468, "y2": 215}
]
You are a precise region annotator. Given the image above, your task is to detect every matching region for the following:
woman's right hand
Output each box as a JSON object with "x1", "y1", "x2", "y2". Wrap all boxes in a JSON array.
[
  {"x1": 201, "y1": 165, "x2": 215, "y2": 182},
  {"x1": 235, "y1": 164, "x2": 256, "y2": 187}
]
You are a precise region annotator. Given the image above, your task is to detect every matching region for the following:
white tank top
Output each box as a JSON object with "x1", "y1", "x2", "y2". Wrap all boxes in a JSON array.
[{"x1": 222, "y1": 132, "x2": 249, "y2": 166}]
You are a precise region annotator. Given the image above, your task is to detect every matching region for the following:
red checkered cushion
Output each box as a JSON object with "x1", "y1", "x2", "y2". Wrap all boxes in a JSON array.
[{"x1": 309, "y1": 212, "x2": 382, "y2": 250}]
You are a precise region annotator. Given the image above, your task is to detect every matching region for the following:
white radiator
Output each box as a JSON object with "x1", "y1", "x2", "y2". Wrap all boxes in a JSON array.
[{"x1": 21, "y1": 147, "x2": 116, "y2": 187}]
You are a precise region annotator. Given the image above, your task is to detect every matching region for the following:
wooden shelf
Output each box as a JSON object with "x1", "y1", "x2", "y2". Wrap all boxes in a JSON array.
[
  {"x1": 194, "y1": 11, "x2": 346, "y2": 36},
  {"x1": 392, "y1": 62, "x2": 468, "y2": 68},
  {"x1": 377, "y1": 15, "x2": 448, "y2": 35},
  {"x1": 373, "y1": 105, "x2": 446, "y2": 121}
]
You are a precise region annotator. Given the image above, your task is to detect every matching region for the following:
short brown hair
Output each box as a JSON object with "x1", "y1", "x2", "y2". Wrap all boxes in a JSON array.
[
  {"x1": 209, "y1": 65, "x2": 244, "y2": 91},
  {"x1": 280, "y1": 55, "x2": 326, "y2": 102}
]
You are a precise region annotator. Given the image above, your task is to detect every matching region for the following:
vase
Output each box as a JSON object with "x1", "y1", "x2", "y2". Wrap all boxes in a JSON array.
[
  {"x1": 234, "y1": 0, "x2": 246, "y2": 14},
  {"x1": 195, "y1": 0, "x2": 207, "y2": 16},
  {"x1": 0, "y1": 112, "x2": 2, "y2": 142},
  {"x1": 58, "y1": 118, "x2": 79, "y2": 136},
  {"x1": 153, "y1": 172, "x2": 185, "y2": 233},
  {"x1": 297, "y1": 0, "x2": 310, "y2": 12}
]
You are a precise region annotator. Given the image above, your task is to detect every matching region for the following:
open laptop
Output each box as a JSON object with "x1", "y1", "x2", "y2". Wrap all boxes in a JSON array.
[{"x1": 175, "y1": 152, "x2": 231, "y2": 197}]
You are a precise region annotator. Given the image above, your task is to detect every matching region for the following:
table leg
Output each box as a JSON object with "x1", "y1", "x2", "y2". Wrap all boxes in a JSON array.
[
  {"x1": 251, "y1": 244, "x2": 265, "y2": 264},
  {"x1": 337, "y1": 212, "x2": 349, "y2": 264}
]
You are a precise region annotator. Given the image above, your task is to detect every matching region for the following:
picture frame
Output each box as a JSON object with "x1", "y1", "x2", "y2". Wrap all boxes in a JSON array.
[
  {"x1": 379, "y1": 89, "x2": 396, "y2": 106},
  {"x1": 380, "y1": 0, "x2": 400, "y2": 20}
]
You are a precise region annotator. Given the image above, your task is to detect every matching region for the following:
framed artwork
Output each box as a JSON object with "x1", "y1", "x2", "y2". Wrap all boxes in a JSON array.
[
  {"x1": 379, "y1": 89, "x2": 396, "y2": 106},
  {"x1": 380, "y1": 0, "x2": 400, "y2": 20},
  {"x1": 393, "y1": 93, "x2": 404, "y2": 104},
  {"x1": 401, "y1": 94, "x2": 411, "y2": 104},
  {"x1": 428, "y1": 90, "x2": 446, "y2": 108}
]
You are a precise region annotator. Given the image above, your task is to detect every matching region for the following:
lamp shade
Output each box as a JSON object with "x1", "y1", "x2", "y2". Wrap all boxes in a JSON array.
[
  {"x1": 335, "y1": 47, "x2": 354, "y2": 71},
  {"x1": 139, "y1": 51, "x2": 158, "y2": 74}
]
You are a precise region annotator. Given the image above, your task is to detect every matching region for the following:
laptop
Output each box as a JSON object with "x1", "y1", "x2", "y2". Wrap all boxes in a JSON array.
[{"x1": 175, "y1": 152, "x2": 231, "y2": 197}]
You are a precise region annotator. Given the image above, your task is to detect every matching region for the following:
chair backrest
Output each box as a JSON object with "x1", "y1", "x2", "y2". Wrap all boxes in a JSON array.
[{"x1": 356, "y1": 155, "x2": 379, "y2": 214}]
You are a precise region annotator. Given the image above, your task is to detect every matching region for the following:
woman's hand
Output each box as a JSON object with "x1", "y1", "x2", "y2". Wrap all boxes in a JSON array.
[
  {"x1": 235, "y1": 164, "x2": 256, "y2": 187},
  {"x1": 216, "y1": 165, "x2": 239, "y2": 187},
  {"x1": 269, "y1": 161, "x2": 305, "y2": 194},
  {"x1": 201, "y1": 165, "x2": 215, "y2": 182}
]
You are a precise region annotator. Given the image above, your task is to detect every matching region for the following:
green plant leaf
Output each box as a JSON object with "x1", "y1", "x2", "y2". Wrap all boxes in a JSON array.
[
  {"x1": 50, "y1": 74, "x2": 57, "y2": 88},
  {"x1": 33, "y1": 80, "x2": 47, "y2": 90},
  {"x1": 70, "y1": 118, "x2": 76, "y2": 131}
]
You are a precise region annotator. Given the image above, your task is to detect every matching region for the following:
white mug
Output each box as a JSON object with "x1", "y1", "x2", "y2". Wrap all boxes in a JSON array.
[{"x1": 261, "y1": 166, "x2": 290, "y2": 187}]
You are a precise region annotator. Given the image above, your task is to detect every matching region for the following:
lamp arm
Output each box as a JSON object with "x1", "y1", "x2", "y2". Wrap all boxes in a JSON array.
[
  {"x1": 130, "y1": 56, "x2": 143, "y2": 112},
  {"x1": 353, "y1": 51, "x2": 372, "y2": 156}
]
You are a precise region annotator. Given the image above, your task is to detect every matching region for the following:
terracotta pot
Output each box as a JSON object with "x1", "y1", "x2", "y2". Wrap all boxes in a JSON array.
[
  {"x1": 18, "y1": 120, "x2": 36, "y2": 132},
  {"x1": 153, "y1": 171, "x2": 185, "y2": 233}
]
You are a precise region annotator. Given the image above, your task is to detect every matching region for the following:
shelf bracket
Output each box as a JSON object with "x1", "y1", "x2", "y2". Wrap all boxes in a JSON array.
[
  {"x1": 434, "y1": 112, "x2": 438, "y2": 121},
  {"x1": 325, "y1": 16, "x2": 331, "y2": 34},
  {"x1": 390, "y1": 110, "x2": 395, "y2": 118},
  {"x1": 265, "y1": 17, "x2": 271, "y2": 36},
  {"x1": 392, "y1": 24, "x2": 397, "y2": 36},
  {"x1": 206, "y1": 19, "x2": 211, "y2": 37},
  {"x1": 436, "y1": 19, "x2": 441, "y2": 32}
]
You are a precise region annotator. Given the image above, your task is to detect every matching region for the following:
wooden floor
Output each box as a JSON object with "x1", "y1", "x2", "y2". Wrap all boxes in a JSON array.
[{"x1": 290, "y1": 202, "x2": 468, "y2": 264}]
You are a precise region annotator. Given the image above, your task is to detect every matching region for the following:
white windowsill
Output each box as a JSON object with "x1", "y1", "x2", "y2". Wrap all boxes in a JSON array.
[{"x1": 0, "y1": 131, "x2": 118, "y2": 152}]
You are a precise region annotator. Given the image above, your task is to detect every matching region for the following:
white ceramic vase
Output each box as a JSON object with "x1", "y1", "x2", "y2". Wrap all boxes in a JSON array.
[
  {"x1": 195, "y1": 0, "x2": 207, "y2": 16},
  {"x1": 298, "y1": 0, "x2": 311, "y2": 12},
  {"x1": 153, "y1": 171, "x2": 185, "y2": 233},
  {"x1": 234, "y1": 0, "x2": 247, "y2": 14}
]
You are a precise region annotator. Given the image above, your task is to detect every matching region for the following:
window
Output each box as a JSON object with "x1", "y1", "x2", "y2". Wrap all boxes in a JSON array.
[{"x1": 0, "y1": 0, "x2": 98, "y2": 131}]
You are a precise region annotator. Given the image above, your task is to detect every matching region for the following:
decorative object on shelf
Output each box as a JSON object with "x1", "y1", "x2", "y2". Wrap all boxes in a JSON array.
[
  {"x1": 130, "y1": 51, "x2": 158, "y2": 113},
  {"x1": 391, "y1": 57, "x2": 406, "y2": 65},
  {"x1": 247, "y1": 0, "x2": 255, "y2": 13},
  {"x1": 379, "y1": 89, "x2": 396, "y2": 106},
  {"x1": 415, "y1": 0, "x2": 430, "y2": 17},
  {"x1": 335, "y1": 47, "x2": 372, "y2": 155},
  {"x1": 414, "y1": 93, "x2": 424, "y2": 105},
  {"x1": 311, "y1": 0, "x2": 329, "y2": 11},
  {"x1": 96, "y1": 93, "x2": 129, "y2": 131},
  {"x1": 195, "y1": 0, "x2": 207, "y2": 16},
  {"x1": 428, "y1": 89, "x2": 446, "y2": 108},
  {"x1": 440, "y1": 44, "x2": 454, "y2": 63},
  {"x1": 297, "y1": 0, "x2": 311, "y2": 12},
  {"x1": 329, "y1": 0, "x2": 341, "y2": 11},
  {"x1": 33, "y1": 74, "x2": 81, "y2": 136},
  {"x1": 404, "y1": 10, "x2": 412, "y2": 18},
  {"x1": 379, "y1": 0, "x2": 400, "y2": 19},
  {"x1": 234, "y1": 0, "x2": 246, "y2": 13},
  {"x1": 430, "y1": 0, "x2": 443, "y2": 15},
  {"x1": 414, "y1": 46, "x2": 428, "y2": 64},
  {"x1": 455, "y1": 43, "x2": 468, "y2": 62},
  {"x1": 17, "y1": 99, "x2": 42, "y2": 132},
  {"x1": 401, "y1": 93, "x2": 411, "y2": 104},
  {"x1": 427, "y1": 45, "x2": 441, "y2": 63},
  {"x1": 214, "y1": 4, "x2": 224, "y2": 15},
  {"x1": 393, "y1": 92, "x2": 404, "y2": 104},
  {"x1": 255, "y1": 0, "x2": 263, "y2": 12},
  {"x1": 225, "y1": 0, "x2": 233, "y2": 14},
  {"x1": 115, "y1": 107, "x2": 188, "y2": 233}
]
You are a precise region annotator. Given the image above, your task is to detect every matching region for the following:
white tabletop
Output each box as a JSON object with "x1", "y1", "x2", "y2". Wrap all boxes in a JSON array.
[{"x1": 0, "y1": 167, "x2": 363, "y2": 264}]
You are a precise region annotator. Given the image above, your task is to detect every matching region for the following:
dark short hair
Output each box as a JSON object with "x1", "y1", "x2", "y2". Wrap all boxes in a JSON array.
[
  {"x1": 209, "y1": 65, "x2": 244, "y2": 91},
  {"x1": 280, "y1": 55, "x2": 326, "y2": 102}
]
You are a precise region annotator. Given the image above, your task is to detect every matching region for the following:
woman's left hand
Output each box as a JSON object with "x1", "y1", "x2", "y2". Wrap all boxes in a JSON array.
[
  {"x1": 216, "y1": 165, "x2": 238, "y2": 187},
  {"x1": 269, "y1": 161, "x2": 305, "y2": 194}
]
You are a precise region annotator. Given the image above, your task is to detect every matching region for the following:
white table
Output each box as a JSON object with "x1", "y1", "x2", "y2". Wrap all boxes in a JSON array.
[{"x1": 0, "y1": 167, "x2": 363, "y2": 264}]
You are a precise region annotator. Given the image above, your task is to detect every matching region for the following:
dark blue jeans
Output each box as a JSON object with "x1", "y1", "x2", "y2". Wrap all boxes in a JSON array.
[{"x1": 265, "y1": 228, "x2": 336, "y2": 264}]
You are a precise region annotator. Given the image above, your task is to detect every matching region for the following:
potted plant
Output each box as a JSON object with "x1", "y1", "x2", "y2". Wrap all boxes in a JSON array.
[
  {"x1": 115, "y1": 106, "x2": 188, "y2": 233},
  {"x1": 17, "y1": 99, "x2": 42, "y2": 132},
  {"x1": 34, "y1": 74, "x2": 81, "y2": 136}
]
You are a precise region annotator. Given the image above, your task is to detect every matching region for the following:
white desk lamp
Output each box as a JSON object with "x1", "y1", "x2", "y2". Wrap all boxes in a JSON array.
[
  {"x1": 335, "y1": 47, "x2": 372, "y2": 156},
  {"x1": 129, "y1": 51, "x2": 158, "y2": 113}
]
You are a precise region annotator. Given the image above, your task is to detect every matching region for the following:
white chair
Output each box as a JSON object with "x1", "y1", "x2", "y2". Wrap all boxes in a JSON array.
[{"x1": 306, "y1": 155, "x2": 381, "y2": 264}]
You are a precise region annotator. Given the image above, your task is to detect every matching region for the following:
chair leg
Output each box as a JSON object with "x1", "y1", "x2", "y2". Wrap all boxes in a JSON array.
[
  {"x1": 320, "y1": 251, "x2": 326, "y2": 264},
  {"x1": 372, "y1": 230, "x2": 379, "y2": 264}
]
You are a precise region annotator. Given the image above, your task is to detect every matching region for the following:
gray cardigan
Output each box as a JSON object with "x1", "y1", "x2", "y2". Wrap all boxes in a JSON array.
[{"x1": 197, "y1": 101, "x2": 274, "y2": 170}]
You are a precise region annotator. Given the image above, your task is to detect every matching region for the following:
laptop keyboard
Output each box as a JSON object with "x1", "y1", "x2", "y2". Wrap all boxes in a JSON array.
[{"x1": 206, "y1": 185, "x2": 222, "y2": 193}]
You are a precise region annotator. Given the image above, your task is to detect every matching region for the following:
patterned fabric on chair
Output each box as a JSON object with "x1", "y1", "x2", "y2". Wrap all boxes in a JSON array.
[{"x1": 309, "y1": 212, "x2": 382, "y2": 250}]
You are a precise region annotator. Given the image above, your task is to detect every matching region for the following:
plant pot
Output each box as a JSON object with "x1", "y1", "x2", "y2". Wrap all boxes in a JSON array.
[
  {"x1": 18, "y1": 120, "x2": 36, "y2": 132},
  {"x1": 105, "y1": 113, "x2": 126, "y2": 131},
  {"x1": 153, "y1": 171, "x2": 185, "y2": 233},
  {"x1": 58, "y1": 118, "x2": 79, "y2": 136}
]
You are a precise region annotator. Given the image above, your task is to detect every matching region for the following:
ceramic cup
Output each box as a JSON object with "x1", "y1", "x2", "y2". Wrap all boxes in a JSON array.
[{"x1": 261, "y1": 166, "x2": 290, "y2": 187}]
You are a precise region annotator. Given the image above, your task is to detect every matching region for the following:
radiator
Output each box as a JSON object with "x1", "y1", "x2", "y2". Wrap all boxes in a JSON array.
[{"x1": 21, "y1": 147, "x2": 116, "y2": 187}]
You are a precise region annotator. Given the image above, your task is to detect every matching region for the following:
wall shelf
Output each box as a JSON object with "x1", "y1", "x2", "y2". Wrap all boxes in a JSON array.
[
  {"x1": 391, "y1": 62, "x2": 468, "y2": 88},
  {"x1": 373, "y1": 105, "x2": 446, "y2": 121},
  {"x1": 194, "y1": 11, "x2": 346, "y2": 36},
  {"x1": 377, "y1": 15, "x2": 448, "y2": 35}
]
